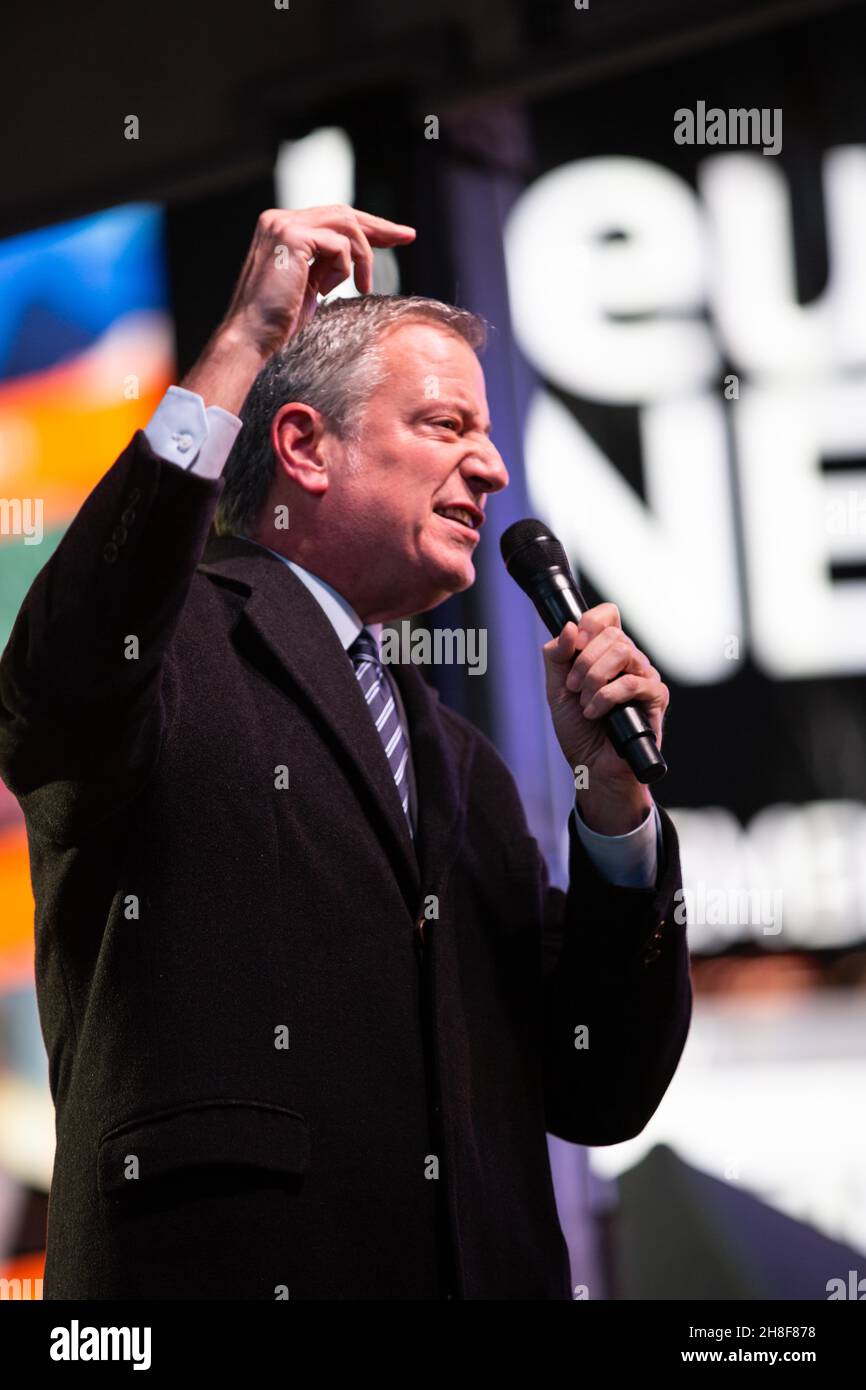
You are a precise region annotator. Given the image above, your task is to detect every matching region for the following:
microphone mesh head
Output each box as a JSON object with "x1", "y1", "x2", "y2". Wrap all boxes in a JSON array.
[{"x1": 499, "y1": 518, "x2": 572, "y2": 589}]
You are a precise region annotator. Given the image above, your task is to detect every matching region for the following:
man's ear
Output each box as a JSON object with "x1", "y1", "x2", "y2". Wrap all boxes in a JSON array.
[{"x1": 271, "y1": 402, "x2": 330, "y2": 498}]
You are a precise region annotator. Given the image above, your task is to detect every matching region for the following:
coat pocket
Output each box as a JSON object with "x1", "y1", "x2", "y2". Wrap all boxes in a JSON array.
[{"x1": 97, "y1": 1098, "x2": 311, "y2": 1197}]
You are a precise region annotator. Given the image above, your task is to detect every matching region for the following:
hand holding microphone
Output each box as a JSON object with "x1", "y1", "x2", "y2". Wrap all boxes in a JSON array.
[{"x1": 500, "y1": 519, "x2": 669, "y2": 833}]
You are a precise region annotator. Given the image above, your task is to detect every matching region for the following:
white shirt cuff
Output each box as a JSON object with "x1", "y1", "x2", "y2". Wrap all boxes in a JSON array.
[
  {"x1": 571, "y1": 800, "x2": 661, "y2": 889},
  {"x1": 144, "y1": 384, "x2": 242, "y2": 479}
]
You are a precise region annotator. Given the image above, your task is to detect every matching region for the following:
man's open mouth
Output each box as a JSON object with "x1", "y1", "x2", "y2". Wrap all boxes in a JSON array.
[{"x1": 433, "y1": 504, "x2": 482, "y2": 532}]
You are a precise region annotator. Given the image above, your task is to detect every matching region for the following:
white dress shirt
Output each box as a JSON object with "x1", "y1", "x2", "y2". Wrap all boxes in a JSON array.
[{"x1": 144, "y1": 384, "x2": 662, "y2": 887}]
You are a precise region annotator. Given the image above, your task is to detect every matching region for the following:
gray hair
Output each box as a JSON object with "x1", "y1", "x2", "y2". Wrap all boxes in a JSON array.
[{"x1": 213, "y1": 293, "x2": 489, "y2": 538}]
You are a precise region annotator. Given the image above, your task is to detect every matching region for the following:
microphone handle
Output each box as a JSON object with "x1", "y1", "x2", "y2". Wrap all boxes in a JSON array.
[{"x1": 526, "y1": 572, "x2": 668, "y2": 786}]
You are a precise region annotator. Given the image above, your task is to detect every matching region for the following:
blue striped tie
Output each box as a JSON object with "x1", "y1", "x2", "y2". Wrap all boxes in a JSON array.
[{"x1": 348, "y1": 627, "x2": 413, "y2": 836}]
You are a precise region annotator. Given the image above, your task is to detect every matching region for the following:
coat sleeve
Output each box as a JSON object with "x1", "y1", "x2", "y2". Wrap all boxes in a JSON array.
[
  {"x1": 541, "y1": 802, "x2": 692, "y2": 1145},
  {"x1": 0, "y1": 430, "x2": 222, "y2": 844}
]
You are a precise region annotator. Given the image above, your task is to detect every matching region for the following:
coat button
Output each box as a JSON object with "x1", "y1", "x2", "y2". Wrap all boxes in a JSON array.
[
  {"x1": 643, "y1": 947, "x2": 662, "y2": 966},
  {"x1": 103, "y1": 542, "x2": 118, "y2": 563},
  {"x1": 128, "y1": 487, "x2": 141, "y2": 502},
  {"x1": 121, "y1": 507, "x2": 136, "y2": 525}
]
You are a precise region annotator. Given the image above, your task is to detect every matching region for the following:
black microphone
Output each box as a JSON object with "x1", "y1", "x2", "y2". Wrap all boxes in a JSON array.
[{"x1": 500, "y1": 518, "x2": 667, "y2": 786}]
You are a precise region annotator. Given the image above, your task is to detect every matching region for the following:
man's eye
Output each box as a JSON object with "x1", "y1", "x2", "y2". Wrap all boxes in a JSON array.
[{"x1": 435, "y1": 419, "x2": 460, "y2": 430}]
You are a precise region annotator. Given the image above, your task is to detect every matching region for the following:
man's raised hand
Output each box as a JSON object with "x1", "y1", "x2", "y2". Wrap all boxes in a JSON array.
[
  {"x1": 221, "y1": 205, "x2": 417, "y2": 357},
  {"x1": 181, "y1": 206, "x2": 416, "y2": 414}
]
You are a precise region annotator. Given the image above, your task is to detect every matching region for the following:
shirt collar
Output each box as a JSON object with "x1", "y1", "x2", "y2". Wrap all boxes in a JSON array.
[{"x1": 237, "y1": 536, "x2": 382, "y2": 652}]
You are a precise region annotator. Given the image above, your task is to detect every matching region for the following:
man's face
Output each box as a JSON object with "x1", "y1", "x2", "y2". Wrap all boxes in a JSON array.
[{"x1": 323, "y1": 320, "x2": 509, "y2": 620}]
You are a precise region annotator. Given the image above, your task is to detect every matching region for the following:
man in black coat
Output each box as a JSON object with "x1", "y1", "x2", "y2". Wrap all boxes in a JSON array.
[{"x1": 0, "y1": 205, "x2": 691, "y2": 1300}]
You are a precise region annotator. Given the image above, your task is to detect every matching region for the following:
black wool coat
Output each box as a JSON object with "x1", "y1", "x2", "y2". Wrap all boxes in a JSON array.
[{"x1": 0, "y1": 431, "x2": 692, "y2": 1300}]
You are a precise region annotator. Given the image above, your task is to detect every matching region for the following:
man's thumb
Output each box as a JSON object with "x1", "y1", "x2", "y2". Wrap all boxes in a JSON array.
[{"x1": 543, "y1": 623, "x2": 581, "y2": 691}]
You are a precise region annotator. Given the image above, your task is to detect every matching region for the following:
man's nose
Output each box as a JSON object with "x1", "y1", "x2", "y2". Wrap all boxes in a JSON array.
[{"x1": 463, "y1": 442, "x2": 509, "y2": 495}]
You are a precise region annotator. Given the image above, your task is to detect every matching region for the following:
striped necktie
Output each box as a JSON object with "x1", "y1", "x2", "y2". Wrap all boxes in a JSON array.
[{"x1": 348, "y1": 627, "x2": 413, "y2": 836}]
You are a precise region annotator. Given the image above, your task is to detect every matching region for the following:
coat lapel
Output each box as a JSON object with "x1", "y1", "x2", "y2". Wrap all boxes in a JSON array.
[
  {"x1": 388, "y1": 659, "x2": 472, "y2": 904},
  {"x1": 197, "y1": 535, "x2": 470, "y2": 909}
]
